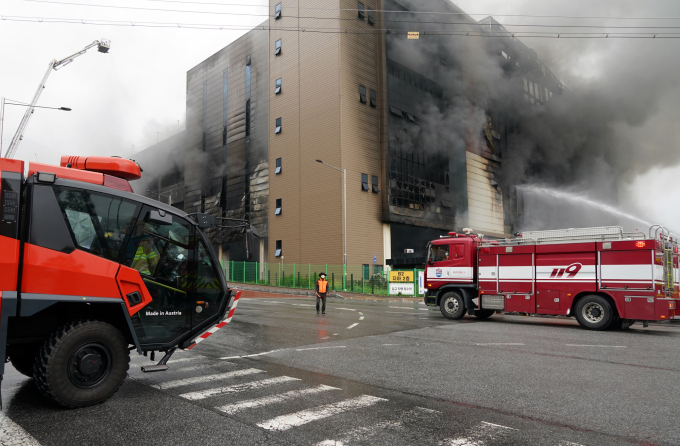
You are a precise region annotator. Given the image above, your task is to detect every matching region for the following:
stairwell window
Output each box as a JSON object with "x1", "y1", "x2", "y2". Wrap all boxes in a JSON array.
[
  {"x1": 369, "y1": 89, "x2": 377, "y2": 107},
  {"x1": 358, "y1": 2, "x2": 365, "y2": 20},
  {"x1": 275, "y1": 240, "x2": 282, "y2": 257},
  {"x1": 275, "y1": 39, "x2": 282, "y2": 56},
  {"x1": 275, "y1": 198, "x2": 282, "y2": 215},
  {"x1": 368, "y1": 8, "x2": 375, "y2": 25},
  {"x1": 372, "y1": 175, "x2": 379, "y2": 193},
  {"x1": 361, "y1": 173, "x2": 369, "y2": 191},
  {"x1": 275, "y1": 117, "x2": 281, "y2": 134},
  {"x1": 359, "y1": 85, "x2": 367, "y2": 104},
  {"x1": 275, "y1": 78, "x2": 282, "y2": 95},
  {"x1": 275, "y1": 3, "x2": 282, "y2": 19},
  {"x1": 275, "y1": 157, "x2": 282, "y2": 174}
]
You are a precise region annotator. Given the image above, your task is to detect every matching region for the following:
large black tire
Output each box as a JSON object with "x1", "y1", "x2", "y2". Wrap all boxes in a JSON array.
[
  {"x1": 34, "y1": 320, "x2": 130, "y2": 409},
  {"x1": 439, "y1": 292, "x2": 466, "y2": 320},
  {"x1": 10, "y1": 354, "x2": 37, "y2": 378},
  {"x1": 575, "y1": 295, "x2": 617, "y2": 330},
  {"x1": 474, "y1": 309, "x2": 495, "y2": 320}
]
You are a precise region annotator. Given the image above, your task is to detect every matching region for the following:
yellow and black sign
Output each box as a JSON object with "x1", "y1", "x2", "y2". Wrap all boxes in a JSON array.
[
  {"x1": 390, "y1": 271, "x2": 414, "y2": 282},
  {"x1": 407, "y1": 31, "x2": 420, "y2": 40}
]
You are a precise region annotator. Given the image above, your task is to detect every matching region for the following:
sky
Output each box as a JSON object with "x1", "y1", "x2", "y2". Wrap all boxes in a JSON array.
[{"x1": 1, "y1": 0, "x2": 679, "y2": 231}]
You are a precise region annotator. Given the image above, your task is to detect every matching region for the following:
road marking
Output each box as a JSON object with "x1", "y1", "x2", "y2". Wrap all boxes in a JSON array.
[
  {"x1": 217, "y1": 384, "x2": 340, "y2": 414},
  {"x1": 389, "y1": 306, "x2": 417, "y2": 309},
  {"x1": 557, "y1": 442, "x2": 586, "y2": 446},
  {"x1": 565, "y1": 344, "x2": 627, "y2": 348},
  {"x1": 416, "y1": 406, "x2": 443, "y2": 414},
  {"x1": 480, "y1": 421, "x2": 517, "y2": 430},
  {"x1": 220, "y1": 349, "x2": 282, "y2": 360},
  {"x1": 443, "y1": 421, "x2": 517, "y2": 445},
  {"x1": 151, "y1": 368, "x2": 263, "y2": 390},
  {"x1": 382, "y1": 343, "x2": 400, "y2": 346},
  {"x1": 336, "y1": 308, "x2": 356, "y2": 311},
  {"x1": 180, "y1": 376, "x2": 299, "y2": 401},
  {"x1": 359, "y1": 316, "x2": 364, "y2": 321},
  {"x1": 385, "y1": 311, "x2": 421, "y2": 315},
  {"x1": 347, "y1": 323, "x2": 359, "y2": 329},
  {"x1": 0, "y1": 411, "x2": 42, "y2": 446},
  {"x1": 292, "y1": 304, "x2": 316, "y2": 307},
  {"x1": 257, "y1": 395, "x2": 387, "y2": 431},
  {"x1": 317, "y1": 441, "x2": 345, "y2": 446},
  {"x1": 358, "y1": 312, "x2": 363, "y2": 315},
  {"x1": 476, "y1": 343, "x2": 525, "y2": 346},
  {"x1": 296, "y1": 346, "x2": 346, "y2": 351}
]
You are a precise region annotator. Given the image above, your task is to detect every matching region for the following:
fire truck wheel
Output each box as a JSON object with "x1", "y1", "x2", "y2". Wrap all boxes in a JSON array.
[
  {"x1": 575, "y1": 295, "x2": 617, "y2": 330},
  {"x1": 34, "y1": 320, "x2": 130, "y2": 409},
  {"x1": 440, "y1": 292, "x2": 466, "y2": 320},
  {"x1": 474, "y1": 309, "x2": 495, "y2": 319}
]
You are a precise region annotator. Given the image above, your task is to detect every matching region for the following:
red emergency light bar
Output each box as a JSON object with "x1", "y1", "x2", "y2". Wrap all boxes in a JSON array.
[
  {"x1": 636, "y1": 241, "x2": 646, "y2": 248},
  {"x1": 60, "y1": 155, "x2": 142, "y2": 181}
]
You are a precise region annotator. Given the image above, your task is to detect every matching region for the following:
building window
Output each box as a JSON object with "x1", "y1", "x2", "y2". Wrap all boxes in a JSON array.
[
  {"x1": 369, "y1": 89, "x2": 377, "y2": 107},
  {"x1": 358, "y1": 2, "x2": 365, "y2": 20},
  {"x1": 275, "y1": 39, "x2": 282, "y2": 56},
  {"x1": 371, "y1": 175, "x2": 379, "y2": 193},
  {"x1": 389, "y1": 106, "x2": 404, "y2": 118},
  {"x1": 275, "y1": 78, "x2": 282, "y2": 94},
  {"x1": 361, "y1": 173, "x2": 369, "y2": 191},
  {"x1": 359, "y1": 85, "x2": 367, "y2": 104},
  {"x1": 367, "y1": 8, "x2": 375, "y2": 25},
  {"x1": 406, "y1": 113, "x2": 416, "y2": 123},
  {"x1": 275, "y1": 117, "x2": 281, "y2": 134},
  {"x1": 523, "y1": 78, "x2": 528, "y2": 92},
  {"x1": 275, "y1": 240, "x2": 282, "y2": 257},
  {"x1": 275, "y1": 198, "x2": 282, "y2": 215},
  {"x1": 275, "y1": 157, "x2": 282, "y2": 174},
  {"x1": 275, "y1": 2, "x2": 281, "y2": 19}
]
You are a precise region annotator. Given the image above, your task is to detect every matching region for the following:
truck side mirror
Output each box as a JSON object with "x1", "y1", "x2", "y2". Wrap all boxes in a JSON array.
[
  {"x1": 146, "y1": 209, "x2": 172, "y2": 225},
  {"x1": 195, "y1": 213, "x2": 215, "y2": 229}
]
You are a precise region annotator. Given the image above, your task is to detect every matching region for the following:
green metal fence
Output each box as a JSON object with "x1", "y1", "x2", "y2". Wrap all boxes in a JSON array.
[{"x1": 221, "y1": 261, "x2": 425, "y2": 297}]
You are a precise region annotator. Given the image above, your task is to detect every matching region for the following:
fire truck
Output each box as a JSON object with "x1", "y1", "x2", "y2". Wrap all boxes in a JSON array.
[
  {"x1": 423, "y1": 226, "x2": 679, "y2": 330},
  {"x1": 0, "y1": 155, "x2": 240, "y2": 408}
]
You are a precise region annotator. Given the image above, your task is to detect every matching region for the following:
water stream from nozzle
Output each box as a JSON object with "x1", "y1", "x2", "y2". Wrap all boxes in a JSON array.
[{"x1": 517, "y1": 184, "x2": 653, "y2": 229}]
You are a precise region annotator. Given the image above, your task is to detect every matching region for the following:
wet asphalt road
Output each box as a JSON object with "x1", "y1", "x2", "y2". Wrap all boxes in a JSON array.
[{"x1": 3, "y1": 292, "x2": 680, "y2": 446}]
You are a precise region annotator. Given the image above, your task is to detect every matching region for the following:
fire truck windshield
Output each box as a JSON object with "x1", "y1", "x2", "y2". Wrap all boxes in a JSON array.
[{"x1": 428, "y1": 243, "x2": 449, "y2": 263}]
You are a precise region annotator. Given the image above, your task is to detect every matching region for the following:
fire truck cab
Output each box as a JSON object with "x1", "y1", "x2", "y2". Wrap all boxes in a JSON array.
[
  {"x1": 0, "y1": 156, "x2": 235, "y2": 408},
  {"x1": 424, "y1": 226, "x2": 680, "y2": 330}
]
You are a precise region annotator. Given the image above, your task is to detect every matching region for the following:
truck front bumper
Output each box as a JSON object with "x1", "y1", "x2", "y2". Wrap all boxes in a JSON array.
[{"x1": 423, "y1": 290, "x2": 437, "y2": 306}]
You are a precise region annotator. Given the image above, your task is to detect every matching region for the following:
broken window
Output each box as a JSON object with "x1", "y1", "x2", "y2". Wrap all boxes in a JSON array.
[
  {"x1": 275, "y1": 198, "x2": 282, "y2": 215},
  {"x1": 361, "y1": 173, "x2": 369, "y2": 191},
  {"x1": 358, "y1": 2, "x2": 365, "y2": 20},
  {"x1": 368, "y1": 8, "x2": 375, "y2": 25},
  {"x1": 370, "y1": 89, "x2": 377, "y2": 107},
  {"x1": 389, "y1": 106, "x2": 404, "y2": 118},
  {"x1": 275, "y1": 117, "x2": 281, "y2": 134},
  {"x1": 275, "y1": 78, "x2": 282, "y2": 94},
  {"x1": 372, "y1": 175, "x2": 379, "y2": 193},
  {"x1": 406, "y1": 113, "x2": 416, "y2": 123},
  {"x1": 275, "y1": 39, "x2": 281, "y2": 56},
  {"x1": 275, "y1": 157, "x2": 282, "y2": 174},
  {"x1": 275, "y1": 2, "x2": 281, "y2": 19},
  {"x1": 275, "y1": 240, "x2": 282, "y2": 257},
  {"x1": 359, "y1": 85, "x2": 367, "y2": 103}
]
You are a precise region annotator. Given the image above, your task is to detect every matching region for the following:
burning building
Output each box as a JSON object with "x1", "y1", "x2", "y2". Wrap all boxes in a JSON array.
[{"x1": 134, "y1": 0, "x2": 565, "y2": 269}]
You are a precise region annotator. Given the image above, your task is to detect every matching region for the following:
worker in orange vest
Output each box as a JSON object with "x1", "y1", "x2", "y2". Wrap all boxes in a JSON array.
[{"x1": 315, "y1": 273, "x2": 329, "y2": 315}]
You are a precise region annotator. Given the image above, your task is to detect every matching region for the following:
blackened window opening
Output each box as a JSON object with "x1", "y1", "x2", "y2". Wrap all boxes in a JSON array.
[
  {"x1": 245, "y1": 56, "x2": 252, "y2": 221},
  {"x1": 388, "y1": 148, "x2": 450, "y2": 210},
  {"x1": 359, "y1": 85, "x2": 367, "y2": 104},
  {"x1": 361, "y1": 173, "x2": 369, "y2": 191},
  {"x1": 275, "y1": 198, "x2": 282, "y2": 215},
  {"x1": 275, "y1": 240, "x2": 282, "y2": 257}
]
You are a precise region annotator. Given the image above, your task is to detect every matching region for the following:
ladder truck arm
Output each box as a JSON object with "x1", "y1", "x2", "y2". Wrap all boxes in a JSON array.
[{"x1": 3, "y1": 39, "x2": 110, "y2": 159}]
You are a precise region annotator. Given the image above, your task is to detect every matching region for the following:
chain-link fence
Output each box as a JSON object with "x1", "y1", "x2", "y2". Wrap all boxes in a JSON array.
[{"x1": 221, "y1": 261, "x2": 424, "y2": 297}]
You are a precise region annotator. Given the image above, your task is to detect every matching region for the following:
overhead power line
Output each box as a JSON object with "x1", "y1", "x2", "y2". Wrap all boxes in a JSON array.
[{"x1": 3, "y1": 15, "x2": 680, "y2": 39}]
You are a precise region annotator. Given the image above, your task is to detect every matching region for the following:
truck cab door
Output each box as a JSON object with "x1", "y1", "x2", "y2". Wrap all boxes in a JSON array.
[{"x1": 191, "y1": 235, "x2": 228, "y2": 332}]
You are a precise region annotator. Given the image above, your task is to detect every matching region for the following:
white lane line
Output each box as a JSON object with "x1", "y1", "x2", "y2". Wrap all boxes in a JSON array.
[
  {"x1": 292, "y1": 304, "x2": 316, "y2": 307},
  {"x1": 416, "y1": 406, "x2": 443, "y2": 414},
  {"x1": 317, "y1": 441, "x2": 345, "y2": 446},
  {"x1": 0, "y1": 411, "x2": 42, "y2": 446},
  {"x1": 336, "y1": 308, "x2": 357, "y2": 312},
  {"x1": 565, "y1": 344, "x2": 627, "y2": 348},
  {"x1": 385, "y1": 311, "x2": 421, "y2": 315},
  {"x1": 358, "y1": 312, "x2": 363, "y2": 315},
  {"x1": 296, "y1": 346, "x2": 346, "y2": 351},
  {"x1": 220, "y1": 349, "x2": 282, "y2": 360},
  {"x1": 346, "y1": 323, "x2": 359, "y2": 329},
  {"x1": 389, "y1": 306, "x2": 417, "y2": 309},
  {"x1": 257, "y1": 395, "x2": 387, "y2": 431},
  {"x1": 557, "y1": 442, "x2": 586, "y2": 446},
  {"x1": 151, "y1": 368, "x2": 263, "y2": 390},
  {"x1": 217, "y1": 385, "x2": 340, "y2": 414},
  {"x1": 476, "y1": 343, "x2": 525, "y2": 346},
  {"x1": 443, "y1": 421, "x2": 517, "y2": 445},
  {"x1": 382, "y1": 343, "x2": 400, "y2": 346},
  {"x1": 180, "y1": 376, "x2": 299, "y2": 401},
  {"x1": 480, "y1": 421, "x2": 517, "y2": 430}
]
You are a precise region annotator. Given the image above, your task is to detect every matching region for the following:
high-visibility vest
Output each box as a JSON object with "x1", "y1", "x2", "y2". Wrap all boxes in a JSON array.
[{"x1": 318, "y1": 279, "x2": 327, "y2": 293}]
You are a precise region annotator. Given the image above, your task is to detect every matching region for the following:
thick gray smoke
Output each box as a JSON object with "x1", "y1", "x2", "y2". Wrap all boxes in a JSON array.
[{"x1": 386, "y1": 0, "x2": 680, "y2": 233}]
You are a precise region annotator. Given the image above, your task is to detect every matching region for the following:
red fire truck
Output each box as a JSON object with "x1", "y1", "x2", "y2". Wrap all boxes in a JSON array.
[
  {"x1": 424, "y1": 226, "x2": 679, "y2": 330},
  {"x1": 0, "y1": 156, "x2": 239, "y2": 408}
]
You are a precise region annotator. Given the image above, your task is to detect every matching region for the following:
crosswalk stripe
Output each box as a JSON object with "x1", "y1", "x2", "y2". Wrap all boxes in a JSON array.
[
  {"x1": 442, "y1": 421, "x2": 517, "y2": 445},
  {"x1": 216, "y1": 384, "x2": 340, "y2": 414},
  {"x1": 257, "y1": 395, "x2": 388, "y2": 431},
  {"x1": 0, "y1": 411, "x2": 42, "y2": 446},
  {"x1": 151, "y1": 368, "x2": 263, "y2": 390},
  {"x1": 179, "y1": 376, "x2": 300, "y2": 401}
]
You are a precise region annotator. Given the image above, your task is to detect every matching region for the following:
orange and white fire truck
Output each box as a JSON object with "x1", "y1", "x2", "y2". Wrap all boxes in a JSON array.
[
  {"x1": 0, "y1": 156, "x2": 242, "y2": 408},
  {"x1": 424, "y1": 226, "x2": 679, "y2": 330}
]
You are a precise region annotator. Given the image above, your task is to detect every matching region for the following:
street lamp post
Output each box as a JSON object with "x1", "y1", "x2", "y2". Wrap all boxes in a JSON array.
[
  {"x1": 316, "y1": 159, "x2": 346, "y2": 290},
  {"x1": 0, "y1": 98, "x2": 71, "y2": 158}
]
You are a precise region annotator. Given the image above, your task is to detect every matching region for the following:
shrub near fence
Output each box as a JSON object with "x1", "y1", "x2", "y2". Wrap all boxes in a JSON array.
[{"x1": 221, "y1": 261, "x2": 424, "y2": 297}]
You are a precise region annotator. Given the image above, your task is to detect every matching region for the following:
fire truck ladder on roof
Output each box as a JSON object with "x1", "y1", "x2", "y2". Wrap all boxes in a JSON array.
[{"x1": 478, "y1": 225, "x2": 647, "y2": 248}]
